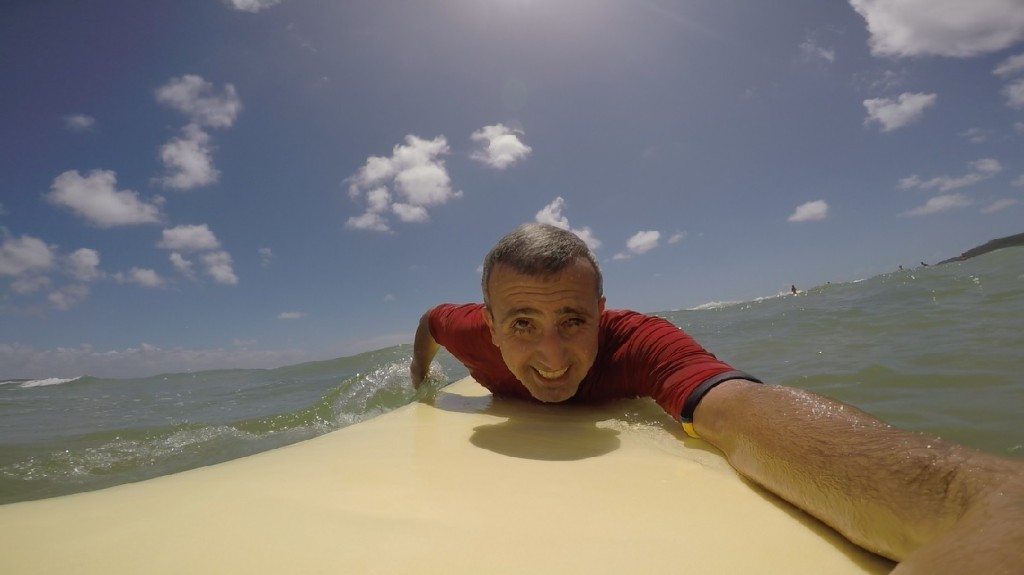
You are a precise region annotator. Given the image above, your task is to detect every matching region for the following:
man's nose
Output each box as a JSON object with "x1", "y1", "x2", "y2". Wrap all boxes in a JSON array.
[{"x1": 535, "y1": 327, "x2": 568, "y2": 367}]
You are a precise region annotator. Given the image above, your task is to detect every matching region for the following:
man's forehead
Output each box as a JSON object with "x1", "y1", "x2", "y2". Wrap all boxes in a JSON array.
[
  {"x1": 499, "y1": 304, "x2": 594, "y2": 319},
  {"x1": 487, "y1": 261, "x2": 601, "y2": 312},
  {"x1": 488, "y1": 259, "x2": 598, "y2": 287}
]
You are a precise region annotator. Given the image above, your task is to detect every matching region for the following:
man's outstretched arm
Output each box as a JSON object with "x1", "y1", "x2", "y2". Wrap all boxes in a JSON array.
[
  {"x1": 410, "y1": 310, "x2": 440, "y2": 389},
  {"x1": 694, "y1": 379, "x2": 1024, "y2": 574}
]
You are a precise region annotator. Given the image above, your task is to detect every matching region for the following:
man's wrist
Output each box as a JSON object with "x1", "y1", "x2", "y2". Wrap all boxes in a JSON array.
[{"x1": 680, "y1": 371, "x2": 763, "y2": 438}]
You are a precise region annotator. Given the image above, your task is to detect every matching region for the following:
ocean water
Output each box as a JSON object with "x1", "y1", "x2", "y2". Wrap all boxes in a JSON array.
[{"x1": 2, "y1": 247, "x2": 1022, "y2": 505}]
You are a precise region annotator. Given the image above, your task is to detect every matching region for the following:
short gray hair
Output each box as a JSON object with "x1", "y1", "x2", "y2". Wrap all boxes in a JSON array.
[{"x1": 481, "y1": 223, "x2": 603, "y2": 305}]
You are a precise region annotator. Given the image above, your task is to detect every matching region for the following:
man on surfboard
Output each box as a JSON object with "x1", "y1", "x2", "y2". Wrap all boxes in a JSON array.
[{"x1": 411, "y1": 223, "x2": 1023, "y2": 574}]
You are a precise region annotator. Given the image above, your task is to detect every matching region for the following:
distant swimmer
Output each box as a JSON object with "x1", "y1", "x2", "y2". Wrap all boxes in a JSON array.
[
  {"x1": 920, "y1": 261, "x2": 929, "y2": 267},
  {"x1": 790, "y1": 285, "x2": 797, "y2": 295},
  {"x1": 898, "y1": 265, "x2": 903, "y2": 271}
]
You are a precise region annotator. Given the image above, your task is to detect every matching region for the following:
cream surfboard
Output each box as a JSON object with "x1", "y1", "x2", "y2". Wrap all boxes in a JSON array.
[{"x1": 0, "y1": 377, "x2": 892, "y2": 574}]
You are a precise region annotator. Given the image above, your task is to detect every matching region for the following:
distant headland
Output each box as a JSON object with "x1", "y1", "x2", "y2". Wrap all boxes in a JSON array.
[{"x1": 937, "y1": 232, "x2": 1024, "y2": 265}]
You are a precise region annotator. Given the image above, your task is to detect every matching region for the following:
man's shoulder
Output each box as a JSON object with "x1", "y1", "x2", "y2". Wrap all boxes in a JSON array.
[
  {"x1": 429, "y1": 303, "x2": 487, "y2": 334},
  {"x1": 598, "y1": 309, "x2": 688, "y2": 350},
  {"x1": 600, "y1": 308, "x2": 661, "y2": 327},
  {"x1": 598, "y1": 308, "x2": 667, "y2": 340},
  {"x1": 432, "y1": 302, "x2": 485, "y2": 317}
]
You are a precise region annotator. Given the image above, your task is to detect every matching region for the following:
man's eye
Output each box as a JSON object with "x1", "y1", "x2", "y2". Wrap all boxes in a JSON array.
[
  {"x1": 510, "y1": 319, "x2": 532, "y2": 333},
  {"x1": 563, "y1": 318, "x2": 584, "y2": 329}
]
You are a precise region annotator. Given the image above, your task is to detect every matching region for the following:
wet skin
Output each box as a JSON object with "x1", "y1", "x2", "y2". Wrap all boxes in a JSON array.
[{"x1": 482, "y1": 260, "x2": 605, "y2": 403}]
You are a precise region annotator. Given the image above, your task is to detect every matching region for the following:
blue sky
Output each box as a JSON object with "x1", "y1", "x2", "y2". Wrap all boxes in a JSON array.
[{"x1": 2, "y1": 0, "x2": 1023, "y2": 378}]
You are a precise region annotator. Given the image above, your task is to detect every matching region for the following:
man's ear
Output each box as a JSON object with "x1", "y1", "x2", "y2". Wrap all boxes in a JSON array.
[
  {"x1": 482, "y1": 306, "x2": 499, "y2": 346},
  {"x1": 598, "y1": 296, "x2": 606, "y2": 314}
]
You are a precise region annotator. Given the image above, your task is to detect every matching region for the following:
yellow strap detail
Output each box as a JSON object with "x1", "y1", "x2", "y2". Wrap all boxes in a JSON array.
[{"x1": 681, "y1": 421, "x2": 700, "y2": 439}]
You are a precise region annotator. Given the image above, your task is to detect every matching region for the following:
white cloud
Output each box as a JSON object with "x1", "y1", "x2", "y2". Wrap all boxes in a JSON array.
[
  {"x1": 799, "y1": 38, "x2": 836, "y2": 63},
  {"x1": 972, "y1": 158, "x2": 1002, "y2": 174},
  {"x1": 66, "y1": 248, "x2": 102, "y2": 282},
  {"x1": 668, "y1": 231, "x2": 687, "y2": 244},
  {"x1": 278, "y1": 311, "x2": 306, "y2": 320},
  {"x1": 994, "y1": 52, "x2": 1024, "y2": 77},
  {"x1": 116, "y1": 267, "x2": 165, "y2": 289},
  {"x1": 157, "y1": 224, "x2": 221, "y2": 252},
  {"x1": 0, "y1": 342, "x2": 308, "y2": 379},
  {"x1": 346, "y1": 135, "x2": 460, "y2": 232},
  {"x1": 383, "y1": 294, "x2": 396, "y2": 302},
  {"x1": 2, "y1": 237, "x2": 101, "y2": 306},
  {"x1": 259, "y1": 247, "x2": 273, "y2": 267},
  {"x1": 155, "y1": 75, "x2": 241, "y2": 129},
  {"x1": 534, "y1": 197, "x2": 602, "y2": 251},
  {"x1": 0, "y1": 234, "x2": 55, "y2": 276},
  {"x1": 1016, "y1": 122, "x2": 1024, "y2": 134},
  {"x1": 863, "y1": 92, "x2": 937, "y2": 132},
  {"x1": 1003, "y1": 78, "x2": 1024, "y2": 108},
  {"x1": 898, "y1": 158, "x2": 1002, "y2": 192},
  {"x1": 470, "y1": 123, "x2": 533, "y2": 169},
  {"x1": 392, "y1": 203, "x2": 429, "y2": 223},
  {"x1": 981, "y1": 198, "x2": 1019, "y2": 214},
  {"x1": 897, "y1": 175, "x2": 922, "y2": 190},
  {"x1": 394, "y1": 163, "x2": 455, "y2": 206},
  {"x1": 225, "y1": 0, "x2": 283, "y2": 13},
  {"x1": 155, "y1": 124, "x2": 219, "y2": 190},
  {"x1": 201, "y1": 251, "x2": 238, "y2": 285},
  {"x1": 787, "y1": 200, "x2": 829, "y2": 222},
  {"x1": 350, "y1": 136, "x2": 453, "y2": 204},
  {"x1": 627, "y1": 230, "x2": 660, "y2": 254},
  {"x1": 960, "y1": 127, "x2": 990, "y2": 144},
  {"x1": 169, "y1": 252, "x2": 196, "y2": 280},
  {"x1": 614, "y1": 230, "x2": 661, "y2": 260},
  {"x1": 63, "y1": 114, "x2": 96, "y2": 132},
  {"x1": 45, "y1": 169, "x2": 162, "y2": 228},
  {"x1": 349, "y1": 158, "x2": 395, "y2": 196},
  {"x1": 48, "y1": 284, "x2": 90, "y2": 310},
  {"x1": 849, "y1": 0, "x2": 1024, "y2": 58},
  {"x1": 1014, "y1": 174, "x2": 1024, "y2": 187},
  {"x1": 366, "y1": 187, "x2": 390, "y2": 213},
  {"x1": 152, "y1": 75, "x2": 237, "y2": 192},
  {"x1": 903, "y1": 194, "x2": 973, "y2": 216},
  {"x1": 10, "y1": 275, "x2": 51, "y2": 295},
  {"x1": 345, "y1": 211, "x2": 390, "y2": 232}
]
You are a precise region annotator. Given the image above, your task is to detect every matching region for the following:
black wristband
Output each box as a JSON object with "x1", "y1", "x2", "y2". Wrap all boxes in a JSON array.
[{"x1": 680, "y1": 370, "x2": 762, "y2": 423}]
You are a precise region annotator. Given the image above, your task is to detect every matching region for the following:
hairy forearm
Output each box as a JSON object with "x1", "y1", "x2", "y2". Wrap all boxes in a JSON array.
[
  {"x1": 694, "y1": 380, "x2": 1024, "y2": 565},
  {"x1": 410, "y1": 311, "x2": 440, "y2": 387}
]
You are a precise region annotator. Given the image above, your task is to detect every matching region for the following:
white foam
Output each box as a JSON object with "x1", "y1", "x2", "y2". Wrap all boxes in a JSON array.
[
  {"x1": 19, "y1": 377, "x2": 81, "y2": 388},
  {"x1": 687, "y1": 300, "x2": 743, "y2": 311}
]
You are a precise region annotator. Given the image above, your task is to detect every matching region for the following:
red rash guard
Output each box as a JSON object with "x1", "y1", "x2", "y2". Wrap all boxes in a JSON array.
[{"x1": 427, "y1": 303, "x2": 760, "y2": 422}]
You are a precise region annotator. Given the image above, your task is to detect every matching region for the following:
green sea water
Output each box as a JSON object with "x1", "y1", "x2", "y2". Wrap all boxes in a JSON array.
[
  {"x1": 1, "y1": 247, "x2": 1021, "y2": 505},
  {"x1": 664, "y1": 246, "x2": 1024, "y2": 457}
]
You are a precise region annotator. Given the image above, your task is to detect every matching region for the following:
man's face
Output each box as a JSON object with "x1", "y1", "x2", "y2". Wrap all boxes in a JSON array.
[{"x1": 483, "y1": 259, "x2": 605, "y2": 403}]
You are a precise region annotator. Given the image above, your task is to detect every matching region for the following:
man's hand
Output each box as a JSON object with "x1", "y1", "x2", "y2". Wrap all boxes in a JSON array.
[
  {"x1": 410, "y1": 358, "x2": 429, "y2": 389},
  {"x1": 411, "y1": 310, "x2": 440, "y2": 390},
  {"x1": 694, "y1": 379, "x2": 1024, "y2": 573}
]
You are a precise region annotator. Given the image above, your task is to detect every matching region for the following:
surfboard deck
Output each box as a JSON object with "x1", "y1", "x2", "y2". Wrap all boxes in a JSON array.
[{"x1": 0, "y1": 377, "x2": 893, "y2": 574}]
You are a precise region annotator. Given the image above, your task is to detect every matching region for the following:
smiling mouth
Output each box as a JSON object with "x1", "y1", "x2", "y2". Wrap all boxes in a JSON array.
[{"x1": 534, "y1": 366, "x2": 569, "y2": 381}]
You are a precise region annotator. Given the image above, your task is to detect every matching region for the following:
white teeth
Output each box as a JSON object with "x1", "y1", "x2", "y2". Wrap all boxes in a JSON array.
[{"x1": 536, "y1": 367, "x2": 569, "y2": 380}]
